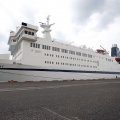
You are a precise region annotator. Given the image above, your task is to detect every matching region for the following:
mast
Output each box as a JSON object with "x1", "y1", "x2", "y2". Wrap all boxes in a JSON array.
[{"x1": 39, "y1": 16, "x2": 55, "y2": 40}]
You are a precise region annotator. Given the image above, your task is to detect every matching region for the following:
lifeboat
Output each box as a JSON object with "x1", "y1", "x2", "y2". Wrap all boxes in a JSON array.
[{"x1": 96, "y1": 49, "x2": 105, "y2": 53}]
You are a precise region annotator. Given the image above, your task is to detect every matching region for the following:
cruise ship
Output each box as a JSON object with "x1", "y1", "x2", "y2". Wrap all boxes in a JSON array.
[{"x1": 0, "y1": 16, "x2": 120, "y2": 82}]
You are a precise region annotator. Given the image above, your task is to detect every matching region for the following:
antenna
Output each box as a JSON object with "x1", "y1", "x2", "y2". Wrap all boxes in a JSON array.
[
  {"x1": 100, "y1": 45, "x2": 106, "y2": 51},
  {"x1": 47, "y1": 15, "x2": 50, "y2": 25},
  {"x1": 39, "y1": 16, "x2": 55, "y2": 40},
  {"x1": 100, "y1": 45, "x2": 109, "y2": 54}
]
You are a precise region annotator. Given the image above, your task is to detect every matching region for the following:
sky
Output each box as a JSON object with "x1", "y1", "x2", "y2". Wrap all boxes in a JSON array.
[{"x1": 0, "y1": 0, "x2": 120, "y2": 54}]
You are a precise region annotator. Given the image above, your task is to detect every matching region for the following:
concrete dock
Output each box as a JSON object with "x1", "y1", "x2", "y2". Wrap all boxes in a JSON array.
[{"x1": 0, "y1": 79, "x2": 120, "y2": 120}]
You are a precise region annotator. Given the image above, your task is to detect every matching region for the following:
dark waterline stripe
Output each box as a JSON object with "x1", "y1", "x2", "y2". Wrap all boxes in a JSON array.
[{"x1": 0, "y1": 68, "x2": 120, "y2": 75}]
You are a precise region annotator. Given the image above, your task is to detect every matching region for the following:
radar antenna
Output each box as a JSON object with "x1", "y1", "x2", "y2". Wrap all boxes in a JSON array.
[{"x1": 39, "y1": 16, "x2": 55, "y2": 40}]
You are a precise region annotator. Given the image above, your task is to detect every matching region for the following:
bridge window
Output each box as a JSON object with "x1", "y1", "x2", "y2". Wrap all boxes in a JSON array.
[
  {"x1": 13, "y1": 40, "x2": 16, "y2": 42},
  {"x1": 25, "y1": 30, "x2": 34, "y2": 36},
  {"x1": 32, "y1": 32, "x2": 34, "y2": 36},
  {"x1": 25, "y1": 30, "x2": 28, "y2": 34},
  {"x1": 28, "y1": 31, "x2": 31, "y2": 35}
]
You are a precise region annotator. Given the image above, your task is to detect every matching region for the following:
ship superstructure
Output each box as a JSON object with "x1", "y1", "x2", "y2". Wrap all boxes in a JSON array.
[{"x1": 0, "y1": 17, "x2": 120, "y2": 82}]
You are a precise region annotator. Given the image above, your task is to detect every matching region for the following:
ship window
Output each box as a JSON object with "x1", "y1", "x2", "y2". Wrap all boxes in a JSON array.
[
  {"x1": 82, "y1": 53, "x2": 87, "y2": 57},
  {"x1": 13, "y1": 40, "x2": 16, "y2": 42},
  {"x1": 45, "y1": 45, "x2": 46, "y2": 49},
  {"x1": 76, "y1": 52, "x2": 81, "y2": 56},
  {"x1": 36, "y1": 44, "x2": 38, "y2": 48},
  {"x1": 28, "y1": 31, "x2": 32, "y2": 35},
  {"x1": 32, "y1": 32, "x2": 34, "y2": 36},
  {"x1": 25, "y1": 30, "x2": 28, "y2": 34},
  {"x1": 46, "y1": 46, "x2": 50, "y2": 50},
  {"x1": 42, "y1": 45, "x2": 44, "y2": 49},
  {"x1": 52, "y1": 47, "x2": 60, "y2": 52},
  {"x1": 42, "y1": 45, "x2": 50, "y2": 50},
  {"x1": 61, "y1": 49, "x2": 68, "y2": 53},
  {"x1": 30, "y1": 43, "x2": 33, "y2": 47},
  {"x1": 38, "y1": 44, "x2": 40, "y2": 48},
  {"x1": 33, "y1": 43, "x2": 35, "y2": 48},
  {"x1": 88, "y1": 54, "x2": 92, "y2": 58},
  {"x1": 69, "y1": 50, "x2": 75, "y2": 55}
]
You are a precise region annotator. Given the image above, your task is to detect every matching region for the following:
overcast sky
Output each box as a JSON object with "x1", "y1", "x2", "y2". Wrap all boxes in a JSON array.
[{"x1": 0, "y1": 0, "x2": 120, "y2": 54}]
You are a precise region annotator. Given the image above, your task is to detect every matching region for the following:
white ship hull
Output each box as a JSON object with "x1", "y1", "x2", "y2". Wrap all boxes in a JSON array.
[
  {"x1": 1, "y1": 19, "x2": 120, "y2": 82},
  {"x1": 0, "y1": 62, "x2": 119, "y2": 82}
]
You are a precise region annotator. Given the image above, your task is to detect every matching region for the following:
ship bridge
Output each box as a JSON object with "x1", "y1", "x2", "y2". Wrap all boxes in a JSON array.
[{"x1": 8, "y1": 22, "x2": 38, "y2": 55}]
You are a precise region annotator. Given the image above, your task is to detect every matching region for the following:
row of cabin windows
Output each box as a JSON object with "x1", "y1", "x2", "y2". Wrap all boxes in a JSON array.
[
  {"x1": 61, "y1": 49, "x2": 68, "y2": 53},
  {"x1": 30, "y1": 43, "x2": 93, "y2": 58},
  {"x1": 106, "y1": 58, "x2": 113, "y2": 62},
  {"x1": 42, "y1": 45, "x2": 50, "y2": 50},
  {"x1": 44, "y1": 61, "x2": 97, "y2": 68},
  {"x1": 30, "y1": 43, "x2": 113, "y2": 62},
  {"x1": 69, "y1": 50, "x2": 75, "y2": 55},
  {"x1": 44, "y1": 53, "x2": 98, "y2": 63},
  {"x1": 25, "y1": 30, "x2": 34, "y2": 36},
  {"x1": 31, "y1": 43, "x2": 40, "y2": 48},
  {"x1": 52, "y1": 47, "x2": 60, "y2": 52}
]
